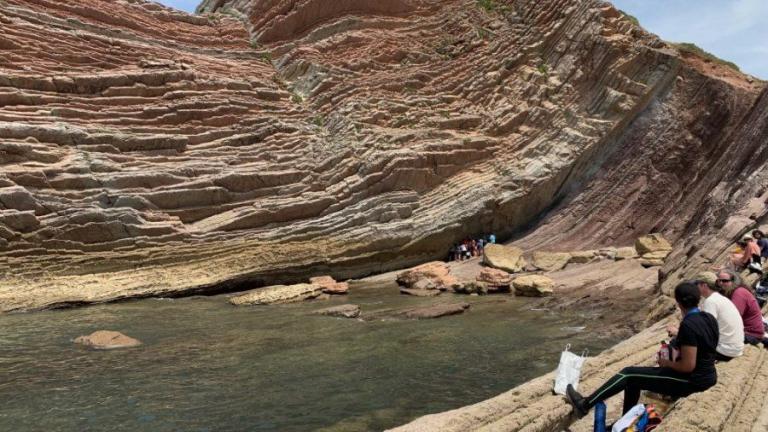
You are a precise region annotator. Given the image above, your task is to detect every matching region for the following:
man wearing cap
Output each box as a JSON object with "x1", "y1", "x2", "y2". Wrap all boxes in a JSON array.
[{"x1": 690, "y1": 272, "x2": 744, "y2": 360}]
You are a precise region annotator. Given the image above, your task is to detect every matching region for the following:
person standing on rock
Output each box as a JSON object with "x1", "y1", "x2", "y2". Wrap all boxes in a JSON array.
[
  {"x1": 717, "y1": 270, "x2": 768, "y2": 347},
  {"x1": 566, "y1": 281, "x2": 719, "y2": 417},
  {"x1": 667, "y1": 272, "x2": 743, "y2": 361},
  {"x1": 488, "y1": 233, "x2": 496, "y2": 244}
]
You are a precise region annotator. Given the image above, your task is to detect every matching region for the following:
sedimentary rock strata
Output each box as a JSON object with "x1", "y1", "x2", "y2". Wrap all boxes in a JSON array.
[
  {"x1": 229, "y1": 283, "x2": 324, "y2": 305},
  {"x1": 1, "y1": 0, "x2": 766, "y2": 312}
]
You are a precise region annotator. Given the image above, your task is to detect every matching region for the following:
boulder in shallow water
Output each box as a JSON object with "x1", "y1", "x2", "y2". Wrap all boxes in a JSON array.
[
  {"x1": 74, "y1": 330, "x2": 141, "y2": 349},
  {"x1": 476, "y1": 268, "x2": 512, "y2": 292},
  {"x1": 229, "y1": 283, "x2": 324, "y2": 305},
  {"x1": 403, "y1": 302, "x2": 470, "y2": 319},
  {"x1": 512, "y1": 275, "x2": 554, "y2": 297},
  {"x1": 453, "y1": 281, "x2": 488, "y2": 295},
  {"x1": 531, "y1": 251, "x2": 571, "y2": 271},
  {"x1": 396, "y1": 261, "x2": 457, "y2": 290},
  {"x1": 635, "y1": 233, "x2": 672, "y2": 255},
  {"x1": 483, "y1": 244, "x2": 526, "y2": 273},
  {"x1": 313, "y1": 304, "x2": 361, "y2": 319},
  {"x1": 309, "y1": 276, "x2": 349, "y2": 294}
]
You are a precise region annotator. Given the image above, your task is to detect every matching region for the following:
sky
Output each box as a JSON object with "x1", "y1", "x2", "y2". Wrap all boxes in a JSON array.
[
  {"x1": 612, "y1": 0, "x2": 767, "y2": 78},
  {"x1": 155, "y1": 0, "x2": 768, "y2": 79}
]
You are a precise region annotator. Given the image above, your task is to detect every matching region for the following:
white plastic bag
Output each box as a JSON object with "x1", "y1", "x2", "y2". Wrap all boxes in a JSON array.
[
  {"x1": 612, "y1": 404, "x2": 645, "y2": 432},
  {"x1": 553, "y1": 344, "x2": 587, "y2": 395}
]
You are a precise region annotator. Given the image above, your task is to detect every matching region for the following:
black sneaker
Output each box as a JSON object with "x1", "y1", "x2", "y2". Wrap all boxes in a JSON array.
[{"x1": 565, "y1": 384, "x2": 589, "y2": 418}]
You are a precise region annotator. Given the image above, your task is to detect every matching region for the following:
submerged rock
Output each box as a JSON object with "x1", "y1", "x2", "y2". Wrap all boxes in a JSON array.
[
  {"x1": 483, "y1": 244, "x2": 527, "y2": 273},
  {"x1": 531, "y1": 251, "x2": 571, "y2": 271},
  {"x1": 309, "y1": 276, "x2": 349, "y2": 295},
  {"x1": 512, "y1": 275, "x2": 554, "y2": 297},
  {"x1": 400, "y1": 288, "x2": 442, "y2": 297},
  {"x1": 229, "y1": 283, "x2": 324, "y2": 305},
  {"x1": 403, "y1": 303, "x2": 470, "y2": 319},
  {"x1": 74, "y1": 330, "x2": 141, "y2": 349},
  {"x1": 313, "y1": 304, "x2": 361, "y2": 319},
  {"x1": 453, "y1": 281, "x2": 488, "y2": 295}
]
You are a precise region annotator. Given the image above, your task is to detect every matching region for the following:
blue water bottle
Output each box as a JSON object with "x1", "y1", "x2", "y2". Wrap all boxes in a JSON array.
[{"x1": 593, "y1": 401, "x2": 606, "y2": 432}]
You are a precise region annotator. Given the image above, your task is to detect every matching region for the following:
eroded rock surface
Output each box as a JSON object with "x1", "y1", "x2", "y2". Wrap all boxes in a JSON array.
[
  {"x1": 512, "y1": 275, "x2": 554, "y2": 297},
  {"x1": 313, "y1": 304, "x2": 360, "y2": 319},
  {"x1": 483, "y1": 244, "x2": 527, "y2": 274},
  {"x1": 403, "y1": 302, "x2": 470, "y2": 320}
]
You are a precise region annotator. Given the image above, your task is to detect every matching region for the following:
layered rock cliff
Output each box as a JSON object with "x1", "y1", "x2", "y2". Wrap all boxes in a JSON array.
[{"x1": 0, "y1": 0, "x2": 765, "y2": 311}]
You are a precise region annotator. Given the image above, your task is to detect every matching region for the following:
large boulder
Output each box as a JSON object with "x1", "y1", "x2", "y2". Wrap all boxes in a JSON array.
[
  {"x1": 403, "y1": 302, "x2": 470, "y2": 319},
  {"x1": 568, "y1": 250, "x2": 597, "y2": 264},
  {"x1": 635, "y1": 234, "x2": 672, "y2": 255},
  {"x1": 229, "y1": 283, "x2": 324, "y2": 305},
  {"x1": 396, "y1": 262, "x2": 457, "y2": 290},
  {"x1": 531, "y1": 251, "x2": 571, "y2": 271},
  {"x1": 313, "y1": 304, "x2": 361, "y2": 319},
  {"x1": 483, "y1": 244, "x2": 527, "y2": 273},
  {"x1": 638, "y1": 250, "x2": 671, "y2": 267},
  {"x1": 476, "y1": 268, "x2": 512, "y2": 292},
  {"x1": 512, "y1": 275, "x2": 554, "y2": 297},
  {"x1": 74, "y1": 330, "x2": 142, "y2": 349},
  {"x1": 615, "y1": 246, "x2": 638, "y2": 260},
  {"x1": 309, "y1": 276, "x2": 349, "y2": 295}
]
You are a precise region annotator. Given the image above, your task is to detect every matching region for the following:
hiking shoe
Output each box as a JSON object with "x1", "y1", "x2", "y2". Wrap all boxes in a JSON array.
[{"x1": 565, "y1": 384, "x2": 589, "y2": 418}]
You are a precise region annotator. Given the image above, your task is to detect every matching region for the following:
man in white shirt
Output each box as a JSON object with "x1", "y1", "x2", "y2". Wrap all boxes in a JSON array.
[
  {"x1": 668, "y1": 271, "x2": 744, "y2": 361},
  {"x1": 694, "y1": 271, "x2": 744, "y2": 360}
]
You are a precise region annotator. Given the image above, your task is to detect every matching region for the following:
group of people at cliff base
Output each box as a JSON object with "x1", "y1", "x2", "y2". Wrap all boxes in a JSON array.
[
  {"x1": 565, "y1": 269, "x2": 768, "y2": 422},
  {"x1": 447, "y1": 233, "x2": 496, "y2": 261}
]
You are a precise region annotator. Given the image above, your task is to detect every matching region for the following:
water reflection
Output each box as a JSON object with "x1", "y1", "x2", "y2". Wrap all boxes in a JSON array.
[{"x1": 0, "y1": 282, "x2": 617, "y2": 431}]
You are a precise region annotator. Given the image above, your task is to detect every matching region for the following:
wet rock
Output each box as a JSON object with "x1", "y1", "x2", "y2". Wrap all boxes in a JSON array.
[
  {"x1": 313, "y1": 304, "x2": 361, "y2": 319},
  {"x1": 309, "y1": 276, "x2": 349, "y2": 295},
  {"x1": 635, "y1": 234, "x2": 672, "y2": 255},
  {"x1": 512, "y1": 275, "x2": 554, "y2": 297},
  {"x1": 568, "y1": 250, "x2": 597, "y2": 264},
  {"x1": 396, "y1": 262, "x2": 457, "y2": 291},
  {"x1": 229, "y1": 283, "x2": 324, "y2": 305},
  {"x1": 400, "y1": 288, "x2": 442, "y2": 297},
  {"x1": 74, "y1": 330, "x2": 141, "y2": 349},
  {"x1": 483, "y1": 244, "x2": 527, "y2": 273},
  {"x1": 531, "y1": 251, "x2": 571, "y2": 271},
  {"x1": 453, "y1": 281, "x2": 488, "y2": 295},
  {"x1": 403, "y1": 303, "x2": 470, "y2": 319}
]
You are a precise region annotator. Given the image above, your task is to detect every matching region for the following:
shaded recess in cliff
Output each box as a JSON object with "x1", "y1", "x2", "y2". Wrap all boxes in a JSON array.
[{"x1": 0, "y1": 0, "x2": 765, "y2": 311}]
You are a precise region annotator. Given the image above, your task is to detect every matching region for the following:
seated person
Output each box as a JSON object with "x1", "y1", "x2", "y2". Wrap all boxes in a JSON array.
[
  {"x1": 668, "y1": 272, "x2": 743, "y2": 361},
  {"x1": 753, "y1": 230, "x2": 768, "y2": 261},
  {"x1": 717, "y1": 270, "x2": 768, "y2": 347},
  {"x1": 566, "y1": 281, "x2": 719, "y2": 417},
  {"x1": 731, "y1": 235, "x2": 762, "y2": 273}
]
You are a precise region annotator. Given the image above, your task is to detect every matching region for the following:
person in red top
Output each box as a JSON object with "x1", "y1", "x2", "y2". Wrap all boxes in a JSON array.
[{"x1": 717, "y1": 270, "x2": 767, "y2": 347}]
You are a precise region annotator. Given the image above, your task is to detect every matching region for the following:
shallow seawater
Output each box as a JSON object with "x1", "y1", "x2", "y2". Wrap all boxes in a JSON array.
[{"x1": 0, "y1": 281, "x2": 617, "y2": 432}]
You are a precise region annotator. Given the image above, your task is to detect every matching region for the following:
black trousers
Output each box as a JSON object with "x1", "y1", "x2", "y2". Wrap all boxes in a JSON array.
[{"x1": 585, "y1": 366, "x2": 701, "y2": 414}]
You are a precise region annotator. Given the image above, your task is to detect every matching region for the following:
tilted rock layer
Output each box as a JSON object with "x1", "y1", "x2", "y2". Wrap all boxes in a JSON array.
[{"x1": 1, "y1": 0, "x2": 766, "y2": 311}]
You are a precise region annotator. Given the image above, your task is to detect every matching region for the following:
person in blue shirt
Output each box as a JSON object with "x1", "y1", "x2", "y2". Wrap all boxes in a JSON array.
[{"x1": 488, "y1": 233, "x2": 496, "y2": 244}]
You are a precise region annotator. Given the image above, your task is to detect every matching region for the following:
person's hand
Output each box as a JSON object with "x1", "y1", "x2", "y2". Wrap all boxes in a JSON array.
[
  {"x1": 666, "y1": 324, "x2": 678, "y2": 337},
  {"x1": 657, "y1": 358, "x2": 672, "y2": 368}
]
